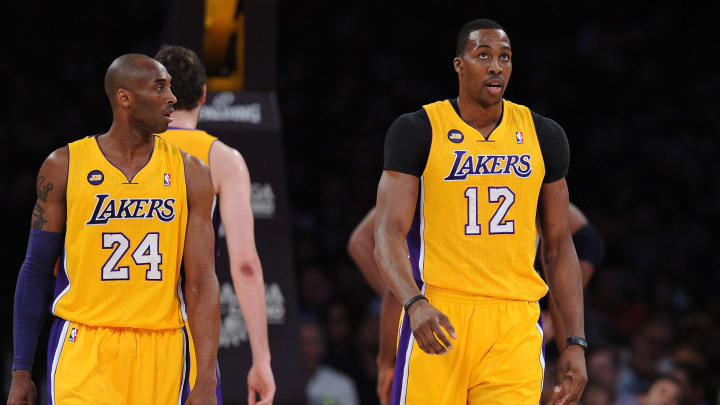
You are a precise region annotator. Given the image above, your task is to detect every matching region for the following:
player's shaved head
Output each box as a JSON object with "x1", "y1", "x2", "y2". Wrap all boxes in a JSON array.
[{"x1": 104, "y1": 53, "x2": 165, "y2": 103}]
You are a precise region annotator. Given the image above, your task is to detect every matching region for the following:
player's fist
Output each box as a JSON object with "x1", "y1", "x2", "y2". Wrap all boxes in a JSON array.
[
  {"x1": 8, "y1": 370, "x2": 37, "y2": 405},
  {"x1": 551, "y1": 345, "x2": 587, "y2": 405},
  {"x1": 407, "y1": 300, "x2": 457, "y2": 355},
  {"x1": 247, "y1": 361, "x2": 275, "y2": 405}
]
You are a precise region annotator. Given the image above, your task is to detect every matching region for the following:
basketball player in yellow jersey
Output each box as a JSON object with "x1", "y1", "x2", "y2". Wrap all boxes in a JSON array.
[
  {"x1": 374, "y1": 19, "x2": 587, "y2": 405},
  {"x1": 9, "y1": 54, "x2": 220, "y2": 405},
  {"x1": 154, "y1": 45, "x2": 275, "y2": 405}
]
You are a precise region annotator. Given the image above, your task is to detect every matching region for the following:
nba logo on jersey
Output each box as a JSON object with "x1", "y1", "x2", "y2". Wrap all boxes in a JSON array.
[
  {"x1": 68, "y1": 328, "x2": 78, "y2": 343},
  {"x1": 164, "y1": 173, "x2": 171, "y2": 187},
  {"x1": 516, "y1": 131, "x2": 524, "y2": 144}
]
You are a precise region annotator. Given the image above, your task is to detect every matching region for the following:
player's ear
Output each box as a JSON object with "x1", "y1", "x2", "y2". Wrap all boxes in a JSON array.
[
  {"x1": 199, "y1": 84, "x2": 207, "y2": 106},
  {"x1": 453, "y1": 56, "x2": 463, "y2": 74},
  {"x1": 116, "y1": 88, "x2": 132, "y2": 107}
]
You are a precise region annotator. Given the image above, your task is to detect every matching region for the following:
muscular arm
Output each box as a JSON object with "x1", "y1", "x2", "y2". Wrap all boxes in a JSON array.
[
  {"x1": 374, "y1": 171, "x2": 455, "y2": 355},
  {"x1": 183, "y1": 153, "x2": 221, "y2": 399},
  {"x1": 374, "y1": 171, "x2": 420, "y2": 307},
  {"x1": 31, "y1": 148, "x2": 68, "y2": 233},
  {"x1": 9, "y1": 147, "x2": 68, "y2": 404},
  {"x1": 209, "y1": 141, "x2": 275, "y2": 403},
  {"x1": 348, "y1": 207, "x2": 402, "y2": 404},
  {"x1": 544, "y1": 202, "x2": 602, "y2": 351},
  {"x1": 539, "y1": 178, "x2": 587, "y2": 403}
]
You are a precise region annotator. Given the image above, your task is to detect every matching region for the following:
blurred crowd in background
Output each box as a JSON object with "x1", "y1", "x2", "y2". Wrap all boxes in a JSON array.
[{"x1": 4, "y1": 1, "x2": 720, "y2": 404}]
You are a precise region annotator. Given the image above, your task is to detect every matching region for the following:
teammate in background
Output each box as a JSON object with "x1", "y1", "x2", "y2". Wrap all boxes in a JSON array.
[
  {"x1": 539, "y1": 203, "x2": 605, "y2": 352},
  {"x1": 348, "y1": 202, "x2": 604, "y2": 404},
  {"x1": 155, "y1": 45, "x2": 276, "y2": 405},
  {"x1": 373, "y1": 19, "x2": 587, "y2": 405},
  {"x1": 9, "y1": 54, "x2": 219, "y2": 404}
]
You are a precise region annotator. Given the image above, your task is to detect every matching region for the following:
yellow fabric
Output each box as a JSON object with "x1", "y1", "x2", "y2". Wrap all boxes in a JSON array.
[
  {"x1": 54, "y1": 135, "x2": 188, "y2": 329},
  {"x1": 420, "y1": 99, "x2": 547, "y2": 301},
  {"x1": 50, "y1": 320, "x2": 185, "y2": 404},
  {"x1": 157, "y1": 128, "x2": 217, "y2": 167},
  {"x1": 398, "y1": 287, "x2": 544, "y2": 405}
]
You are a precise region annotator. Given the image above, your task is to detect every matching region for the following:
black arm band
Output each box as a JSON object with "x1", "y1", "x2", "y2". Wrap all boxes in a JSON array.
[
  {"x1": 572, "y1": 223, "x2": 605, "y2": 269},
  {"x1": 566, "y1": 336, "x2": 588, "y2": 352},
  {"x1": 404, "y1": 295, "x2": 428, "y2": 313}
]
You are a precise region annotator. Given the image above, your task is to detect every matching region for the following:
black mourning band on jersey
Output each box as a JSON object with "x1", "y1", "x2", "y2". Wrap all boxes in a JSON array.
[
  {"x1": 404, "y1": 295, "x2": 429, "y2": 312},
  {"x1": 566, "y1": 336, "x2": 588, "y2": 352}
]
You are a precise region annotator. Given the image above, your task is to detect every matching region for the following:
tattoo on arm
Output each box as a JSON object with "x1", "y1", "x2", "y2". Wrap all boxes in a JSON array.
[
  {"x1": 37, "y1": 176, "x2": 54, "y2": 202},
  {"x1": 32, "y1": 176, "x2": 55, "y2": 230},
  {"x1": 32, "y1": 202, "x2": 48, "y2": 230}
]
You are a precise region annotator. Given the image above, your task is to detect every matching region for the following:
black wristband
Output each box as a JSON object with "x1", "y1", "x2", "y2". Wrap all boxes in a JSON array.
[
  {"x1": 566, "y1": 336, "x2": 588, "y2": 352},
  {"x1": 404, "y1": 295, "x2": 428, "y2": 313}
]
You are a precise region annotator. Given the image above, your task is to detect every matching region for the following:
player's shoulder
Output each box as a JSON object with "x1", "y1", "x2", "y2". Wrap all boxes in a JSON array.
[
  {"x1": 389, "y1": 108, "x2": 430, "y2": 134},
  {"x1": 527, "y1": 108, "x2": 566, "y2": 139},
  {"x1": 43, "y1": 145, "x2": 70, "y2": 171},
  {"x1": 208, "y1": 139, "x2": 249, "y2": 177}
]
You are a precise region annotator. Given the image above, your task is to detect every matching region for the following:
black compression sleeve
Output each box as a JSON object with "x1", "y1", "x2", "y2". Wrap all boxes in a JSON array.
[
  {"x1": 532, "y1": 112, "x2": 570, "y2": 183},
  {"x1": 572, "y1": 223, "x2": 605, "y2": 269},
  {"x1": 383, "y1": 110, "x2": 432, "y2": 177}
]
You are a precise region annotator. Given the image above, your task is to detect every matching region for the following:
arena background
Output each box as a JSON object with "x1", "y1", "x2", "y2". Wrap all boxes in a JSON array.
[{"x1": 4, "y1": 1, "x2": 720, "y2": 404}]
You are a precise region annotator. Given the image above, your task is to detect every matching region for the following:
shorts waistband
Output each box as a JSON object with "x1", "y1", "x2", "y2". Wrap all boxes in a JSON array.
[{"x1": 424, "y1": 285, "x2": 533, "y2": 305}]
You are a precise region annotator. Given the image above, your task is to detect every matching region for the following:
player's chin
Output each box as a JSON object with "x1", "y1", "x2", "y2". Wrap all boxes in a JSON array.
[{"x1": 154, "y1": 121, "x2": 171, "y2": 133}]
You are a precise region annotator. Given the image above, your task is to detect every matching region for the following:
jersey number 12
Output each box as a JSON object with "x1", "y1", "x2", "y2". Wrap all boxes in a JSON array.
[{"x1": 464, "y1": 186, "x2": 515, "y2": 235}]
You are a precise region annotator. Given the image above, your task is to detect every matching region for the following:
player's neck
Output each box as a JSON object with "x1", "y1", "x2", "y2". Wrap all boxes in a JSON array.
[
  {"x1": 104, "y1": 121, "x2": 154, "y2": 151},
  {"x1": 170, "y1": 107, "x2": 201, "y2": 130},
  {"x1": 456, "y1": 92, "x2": 503, "y2": 130}
]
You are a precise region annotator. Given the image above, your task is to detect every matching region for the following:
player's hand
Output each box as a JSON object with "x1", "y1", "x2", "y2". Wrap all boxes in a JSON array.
[
  {"x1": 8, "y1": 370, "x2": 37, "y2": 405},
  {"x1": 551, "y1": 345, "x2": 587, "y2": 405},
  {"x1": 184, "y1": 379, "x2": 217, "y2": 405},
  {"x1": 247, "y1": 361, "x2": 276, "y2": 405},
  {"x1": 376, "y1": 360, "x2": 394, "y2": 405},
  {"x1": 407, "y1": 299, "x2": 456, "y2": 355}
]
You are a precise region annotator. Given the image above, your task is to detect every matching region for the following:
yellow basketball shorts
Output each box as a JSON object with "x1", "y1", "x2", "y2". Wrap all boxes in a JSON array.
[
  {"x1": 45, "y1": 317, "x2": 218, "y2": 405},
  {"x1": 390, "y1": 287, "x2": 545, "y2": 405}
]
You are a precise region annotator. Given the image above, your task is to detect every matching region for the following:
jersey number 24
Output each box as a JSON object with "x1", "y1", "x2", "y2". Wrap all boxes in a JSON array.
[{"x1": 101, "y1": 232, "x2": 163, "y2": 281}]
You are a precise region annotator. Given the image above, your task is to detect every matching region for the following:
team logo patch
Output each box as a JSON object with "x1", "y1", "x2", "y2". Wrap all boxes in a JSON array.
[
  {"x1": 448, "y1": 129, "x2": 464, "y2": 143},
  {"x1": 68, "y1": 328, "x2": 78, "y2": 343},
  {"x1": 163, "y1": 173, "x2": 171, "y2": 187},
  {"x1": 87, "y1": 170, "x2": 104, "y2": 186},
  {"x1": 516, "y1": 131, "x2": 524, "y2": 144}
]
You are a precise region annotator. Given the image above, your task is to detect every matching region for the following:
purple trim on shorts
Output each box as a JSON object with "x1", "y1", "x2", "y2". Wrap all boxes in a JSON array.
[
  {"x1": 216, "y1": 363, "x2": 223, "y2": 404},
  {"x1": 182, "y1": 327, "x2": 192, "y2": 403},
  {"x1": 390, "y1": 311, "x2": 413, "y2": 405},
  {"x1": 46, "y1": 317, "x2": 67, "y2": 404},
  {"x1": 405, "y1": 204, "x2": 423, "y2": 289},
  {"x1": 538, "y1": 308, "x2": 545, "y2": 359}
]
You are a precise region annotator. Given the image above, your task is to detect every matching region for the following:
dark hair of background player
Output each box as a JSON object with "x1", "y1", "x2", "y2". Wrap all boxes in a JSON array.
[
  {"x1": 155, "y1": 45, "x2": 207, "y2": 111},
  {"x1": 456, "y1": 18, "x2": 505, "y2": 57}
]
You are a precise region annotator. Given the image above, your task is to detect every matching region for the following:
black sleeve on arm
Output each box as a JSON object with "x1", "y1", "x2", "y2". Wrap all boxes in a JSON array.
[
  {"x1": 572, "y1": 223, "x2": 606, "y2": 269},
  {"x1": 532, "y1": 111, "x2": 570, "y2": 183},
  {"x1": 383, "y1": 110, "x2": 432, "y2": 178}
]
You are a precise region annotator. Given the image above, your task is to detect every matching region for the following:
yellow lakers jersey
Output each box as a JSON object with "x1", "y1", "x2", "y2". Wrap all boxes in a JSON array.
[
  {"x1": 415, "y1": 99, "x2": 547, "y2": 301},
  {"x1": 52, "y1": 135, "x2": 189, "y2": 329},
  {"x1": 157, "y1": 128, "x2": 217, "y2": 167}
]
